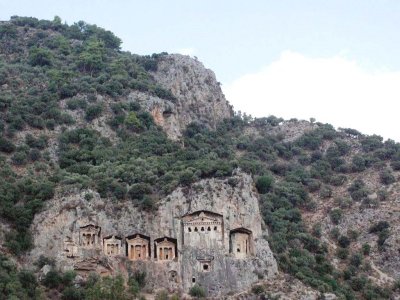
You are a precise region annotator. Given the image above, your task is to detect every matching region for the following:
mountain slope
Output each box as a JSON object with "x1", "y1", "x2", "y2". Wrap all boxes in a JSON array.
[{"x1": 0, "y1": 16, "x2": 399, "y2": 300}]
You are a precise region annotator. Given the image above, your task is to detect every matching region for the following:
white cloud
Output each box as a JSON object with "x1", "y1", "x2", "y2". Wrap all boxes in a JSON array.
[
  {"x1": 175, "y1": 47, "x2": 196, "y2": 56},
  {"x1": 223, "y1": 51, "x2": 400, "y2": 141}
]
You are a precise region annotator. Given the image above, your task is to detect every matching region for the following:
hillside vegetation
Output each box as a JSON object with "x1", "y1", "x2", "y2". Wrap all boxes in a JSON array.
[{"x1": 0, "y1": 16, "x2": 399, "y2": 299}]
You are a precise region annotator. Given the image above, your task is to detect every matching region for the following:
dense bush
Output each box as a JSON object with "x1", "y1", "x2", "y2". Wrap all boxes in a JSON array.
[
  {"x1": 29, "y1": 47, "x2": 53, "y2": 66},
  {"x1": 329, "y1": 208, "x2": 343, "y2": 225},
  {"x1": 348, "y1": 179, "x2": 369, "y2": 201},
  {"x1": 0, "y1": 254, "x2": 39, "y2": 299},
  {"x1": 380, "y1": 169, "x2": 396, "y2": 185},
  {"x1": 0, "y1": 136, "x2": 16, "y2": 152},
  {"x1": 85, "y1": 103, "x2": 103, "y2": 121},
  {"x1": 369, "y1": 221, "x2": 389, "y2": 234},
  {"x1": 255, "y1": 175, "x2": 274, "y2": 193},
  {"x1": 42, "y1": 269, "x2": 63, "y2": 288},
  {"x1": 189, "y1": 284, "x2": 206, "y2": 298}
]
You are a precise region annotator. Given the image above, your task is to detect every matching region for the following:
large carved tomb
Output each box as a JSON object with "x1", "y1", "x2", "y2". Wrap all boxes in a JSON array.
[
  {"x1": 182, "y1": 211, "x2": 223, "y2": 248},
  {"x1": 126, "y1": 233, "x2": 150, "y2": 261}
]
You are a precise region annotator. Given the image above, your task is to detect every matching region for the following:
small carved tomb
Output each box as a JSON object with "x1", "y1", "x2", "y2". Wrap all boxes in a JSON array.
[
  {"x1": 229, "y1": 228, "x2": 253, "y2": 258},
  {"x1": 155, "y1": 237, "x2": 177, "y2": 261},
  {"x1": 197, "y1": 255, "x2": 214, "y2": 272},
  {"x1": 64, "y1": 237, "x2": 78, "y2": 258},
  {"x1": 103, "y1": 235, "x2": 122, "y2": 256},
  {"x1": 79, "y1": 224, "x2": 101, "y2": 248},
  {"x1": 169, "y1": 270, "x2": 178, "y2": 282},
  {"x1": 126, "y1": 234, "x2": 150, "y2": 261}
]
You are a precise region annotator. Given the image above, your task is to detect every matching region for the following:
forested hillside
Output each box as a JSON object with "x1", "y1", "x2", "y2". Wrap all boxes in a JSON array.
[{"x1": 0, "y1": 16, "x2": 399, "y2": 299}]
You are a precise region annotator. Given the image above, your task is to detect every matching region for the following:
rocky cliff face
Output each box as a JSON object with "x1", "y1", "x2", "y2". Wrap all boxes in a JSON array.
[
  {"x1": 149, "y1": 54, "x2": 234, "y2": 139},
  {"x1": 58, "y1": 54, "x2": 233, "y2": 141},
  {"x1": 28, "y1": 171, "x2": 277, "y2": 297}
]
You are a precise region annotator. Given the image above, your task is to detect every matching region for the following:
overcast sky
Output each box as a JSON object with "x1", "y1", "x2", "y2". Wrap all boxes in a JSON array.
[{"x1": 1, "y1": 0, "x2": 400, "y2": 140}]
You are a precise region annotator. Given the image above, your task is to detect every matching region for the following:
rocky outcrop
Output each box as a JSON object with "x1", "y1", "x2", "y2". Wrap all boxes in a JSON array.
[
  {"x1": 150, "y1": 54, "x2": 234, "y2": 139},
  {"x1": 28, "y1": 171, "x2": 277, "y2": 297},
  {"x1": 127, "y1": 91, "x2": 182, "y2": 139}
]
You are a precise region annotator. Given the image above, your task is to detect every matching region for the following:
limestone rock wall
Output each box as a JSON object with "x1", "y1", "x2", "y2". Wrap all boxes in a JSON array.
[
  {"x1": 28, "y1": 171, "x2": 277, "y2": 297},
  {"x1": 150, "y1": 54, "x2": 234, "y2": 139}
]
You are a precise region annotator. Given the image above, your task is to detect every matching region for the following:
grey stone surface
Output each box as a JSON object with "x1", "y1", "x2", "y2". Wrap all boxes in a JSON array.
[{"x1": 28, "y1": 171, "x2": 277, "y2": 297}]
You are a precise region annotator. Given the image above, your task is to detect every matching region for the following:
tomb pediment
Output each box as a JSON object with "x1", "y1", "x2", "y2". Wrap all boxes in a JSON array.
[
  {"x1": 126, "y1": 233, "x2": 149, "y2": 241},
  {"x1": 157, "y1": 238, "x2": 175, "y2": 247},
  {"x1": 103, "y1": 235, "x2": 121, "y2": 243},
  {"x1": 127, "y1": 236, "x2": 147, "y2": 243},
  {"x1": 80, "y1": 224, "x2": 100, "y2": 232},
  {"x1": 183, "y1": 211, "x2": 222, "y2": 226}
]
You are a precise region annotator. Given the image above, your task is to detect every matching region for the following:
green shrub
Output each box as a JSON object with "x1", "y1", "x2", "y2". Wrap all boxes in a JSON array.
[
  {"x1": 377, "y1": 189, "x2": 388, "y2": 201},
  {"x1": 29, "y1": 47, "x2": 53, "y2": 66},
  {"x1": 329, "y1": 208, "x2": 343, "y2": 225},
  {"x1": 330, "y1": 228, "x2": 340, "y2": 240},
  {"x1": 350, "y1": 253, "x2": 363, "y2": 268},
  {"x1": 251, "y1": 285, "x2": 265, "y2": 295},
  {"x1": 319, "y1": 185, "x2": 332, "y2": 198},
  {"x1": 5, "y1": 230, "x2": 33, "y2": 254},
  {"x1": 29, "y1": 149, "x2": 42, "y2": 161},
  {"x1": 377, "y1": 229, "x2": 390, "y2": 247},
  {"x1": 66, "y1": 98, "x2": 87, "y2": 110},
  {"x1": 361, "y1": 135, "x2": 383, "y2": 152},
  {"x1": 0, "y1": 136, "x2": 16, "y2": 153},
  {"x1": 42, "y1": 269, "x2": 62, "y2": 288},
  {"x1": 85, "y1": 103, "x2": 103, "y2": 121},
  {"x1": 369, "y1": 221, "x2": 389, "y2": 234},
  {"x1": 18, "y1": 269, "x2": 38, "y2": 297},
  {"x1": 128, "y1": 277, "x2": 140, "y2": 296},
  {"x1": 338, "y1": 235, "x2": 351, "y2": 248},
  {"x1": 346, "y1": 230, "x2": 358, "y2": 242},
  {"x1": 0, "y1": 254, "x2": 38, "y2": 299},
  {"x1": 334, "y1": 197, "x2": 352, "y2": 209},
  {"x1": 348, "y1": 179, "x2": 369, "y2": 201},
  {"x1": 189, "y1": 284, "x2": 206, "y2": 298},
  {"x1": 336, "y1": 247, "x2": 349, "y2": 259},
  {"x1": 312, "y1": 223, "x2": 322, "y2": 238},
  {"x1": 34, "y1": 255, "x2": 55, "y2": 269},
  {"x1": 62, "y1": 270, "x2": 76, "y2": 286},
  {"x1": 11, "y1": 151, "x2": 28, "y2": 165},
  {"x1": 362, "y1": 243, "x2": 371, "y2": 256},
  {"x1": 124, "y1": 111, "x2": 141, "y2": 131},
  {"x1": 155, "y1": 290, "x2": 169, "y2": 300},
  {"x1": 131, "y1": 271, "x2": 146, "y2": 288},
  {"x1": 350, "y1": 276, "x2": 367, "y2": 291},
  {"x1": 256, "y1": 175, "x2": 274, "y2": 194},
  {"x1": 62, "y1": 286, "x2": 85, "y2": 300},
  {"x1": 380, "y1": 169, "x2": 396, "y2": 185}
]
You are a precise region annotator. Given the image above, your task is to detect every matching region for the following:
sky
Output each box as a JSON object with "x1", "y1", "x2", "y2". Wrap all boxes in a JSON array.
[{"x1": 1, "y1": 0, "x2": 400, "y2": 140}]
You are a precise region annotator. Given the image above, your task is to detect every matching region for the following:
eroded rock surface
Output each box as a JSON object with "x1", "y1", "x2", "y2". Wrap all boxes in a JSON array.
[
  {"x1": 151, "y1": 54, "x2": 234, "y2": 139},
  {"x1": 28, "y1": 171, "x2": 277, "y2": 297}
]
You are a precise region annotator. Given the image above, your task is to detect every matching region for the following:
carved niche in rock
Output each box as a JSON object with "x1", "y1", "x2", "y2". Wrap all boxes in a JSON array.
[
  {"x1": 103, "y1": 235, "x2": 122, "y2": 256},
  {"x1": 63, "y1": 237, "x2": 78, "y2": 258},
  {"x1": 182, "y1": 211, "x2": 223, "y2": 248},
  {"x1": 197, "y1": 255, "x2": 214, "y2": 273},
  {"x1": 79, "y1": 224, "x2": 101, "y2": 248},
  {"x1": 126, "y1": 234, "x2": 150, "y2": 261},
  {"x1": 154, "y1": 237, "x2": 177, "y2": 261},
  {"x1": 229, "y1": 228, "x2": 254, "y2": 258},
  {"x1": 169, "y1": 270, "x2": 178, "y2": 283}
]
